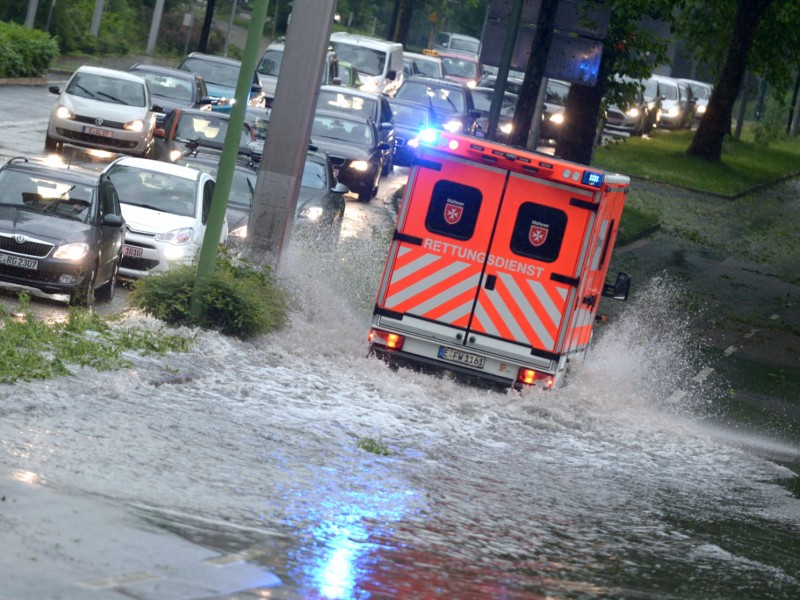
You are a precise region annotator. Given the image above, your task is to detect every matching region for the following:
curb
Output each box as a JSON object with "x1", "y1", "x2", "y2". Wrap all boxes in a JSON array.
[{"x1": 0, "y1": 76, "x2": 47, "y2": 86}]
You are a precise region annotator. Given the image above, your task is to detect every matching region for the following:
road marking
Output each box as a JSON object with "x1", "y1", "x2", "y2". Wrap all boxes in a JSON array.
[{"x1": 724, "y1": 346, "x2": 738, "y2": 356}]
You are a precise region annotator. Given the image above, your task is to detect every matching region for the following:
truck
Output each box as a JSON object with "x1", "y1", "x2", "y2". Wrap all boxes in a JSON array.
[{"x1": 368, "y1": 129, "x2": 631, "y2": 389}]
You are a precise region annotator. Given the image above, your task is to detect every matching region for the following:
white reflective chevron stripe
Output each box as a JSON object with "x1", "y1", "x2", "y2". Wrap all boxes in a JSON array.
[
  {"x1": 439, "y1": 300, "x2": 474, "y2": 324},
  {"x1": 387, "y1": 260, "x2": 472, "y2": 307},
  {"x1": 482, "y1": 290, "x2": 529, "y2": 342},
  {"x1": 526, "y1": 279, "x2": 563, "y2": 328},
  {"x1": 591, "y1": 220, "x2": 609, "y2": 270},
  {"x1": 495, "y1": 273, "x2": 560, "y2": 348},
  {"x1": 414, "y1": 272, "x2": 482, "y2": 314},
  {"x1": 481, "y1": 276, "x2": 556, "y2": 348},
  {"x1": 473, "y1": 301, "x2": 499, "y2": 337},
  {"x1": 390, "y1": 251, "x2": 440, "y2": 284}
]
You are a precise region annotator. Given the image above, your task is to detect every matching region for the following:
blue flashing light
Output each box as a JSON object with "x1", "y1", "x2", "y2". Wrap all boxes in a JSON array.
[
  {"x1": 418, "y1": 128, "x2": 440, "y2": 146},
  {"x1": 582, "y1": 170, "x2": 604, "y2": 188}
]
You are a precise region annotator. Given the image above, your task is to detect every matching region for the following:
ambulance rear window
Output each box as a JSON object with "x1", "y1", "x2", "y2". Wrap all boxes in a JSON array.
[
  {"x1": 510, "y1": 202, "x2": 567, "y2": 262},
  {"x1": 425, "y1": 180, "x2": 482, "y2": 240}
]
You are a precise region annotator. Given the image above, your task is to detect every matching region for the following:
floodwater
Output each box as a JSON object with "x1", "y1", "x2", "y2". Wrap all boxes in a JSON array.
[{"x1": 2, "y1": 236, "x2": 799, "y2": 599}]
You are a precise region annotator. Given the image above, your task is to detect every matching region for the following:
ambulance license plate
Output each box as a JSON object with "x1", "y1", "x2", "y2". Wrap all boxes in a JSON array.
[{"x1": 438, "y1": 346, "x2": 485, "y2": 369}]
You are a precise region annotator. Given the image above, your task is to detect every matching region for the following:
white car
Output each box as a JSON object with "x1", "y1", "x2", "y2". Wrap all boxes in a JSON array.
[
  {"x1": 46, "y1": 65, "x2": 156, "y2": 157},
  {"x1": 102, "y1": 157, "x2": 227, "y2": 278}
]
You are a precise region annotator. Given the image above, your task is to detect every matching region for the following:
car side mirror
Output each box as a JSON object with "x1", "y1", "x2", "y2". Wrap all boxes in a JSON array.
[
  {"x1": 153, "y1": 128, "x2": 166, "y2": 139},
  {"x1": 198, "y1": 96, "x2": 213, "y2": 105},
  {"x1": 49, "y1": 85, "x2": 61, "y2": 95},
  {"x1": 602, "y1": 272, "x2": 631, "y2": 301},
  {"x1": 152, "y1": 104, "x2": 164, "y2": 113},
  {"x1": 251, "y1": 82, "x2": 263, "y2": 93},
  {"x1": 103, "y1": 213, "x2": 124, "y2": 227},
  {"x1": 332, "y1": 182, "x2": 349, "y2": 194},
  {"x1": 387, "y1": 70, "x2": 397, "y2": 81}
]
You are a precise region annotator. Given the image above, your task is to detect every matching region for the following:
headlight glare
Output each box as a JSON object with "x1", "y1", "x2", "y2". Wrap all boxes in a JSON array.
[
  {"x1": 350, "y1": 160, "x2": 370, "y2": 172},
  {"x1": 442, "y1": 120, "x2": 463, "y2": 133},
  {"x1": 124, "y1": 119, "x2": 145, "y2": 132},
  {"x1": 549, "y1": 112, "x2": 565, "y2": 124},
  {"x1": 155, "y1": 227, "x2": 194, "y2": 245},
  {"x1": 56, "y1": 105, "x2": 75, "y2": 120},
  {"x1": 53, "y1": 242, "x2": 89, "y2": 261}
]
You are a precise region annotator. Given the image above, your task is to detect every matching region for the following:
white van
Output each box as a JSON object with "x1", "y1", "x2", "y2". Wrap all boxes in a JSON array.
[
  {"x1": 329, "y1": 32, "x2": 404, "y2": 96},
  {"x1": 256, "y1": 39, "x2": 341, "y2": 107}
]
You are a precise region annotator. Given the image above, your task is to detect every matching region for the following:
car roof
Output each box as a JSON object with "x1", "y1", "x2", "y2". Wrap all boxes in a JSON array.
[
  {"x1": 130, "y1": 64, "x2": 196, "y2": 79},
  {"x1": 318, "y1": 84, "x2": 384, "y2": 101},
  {"x1": 182, "y1": 52, "x2": 241, "y2": 67},
  {"x1": 329, "y1": 31, "x2": 402, "y2": 49},
  {"x1": 404, "y1": 51, "x2": 441, "y2": 62},
  {"x1": 315, "y1": 109, "x2": 374, "y2": 126},
  {"x1": 437, "y1": 49, "x2": 480, "y2": 61},
  {"x1": 2, "y1": 157, "x2": 99, "y2": 186},
  {"x1": 402, "y1": 75, "x2": 469, "y2": 91},
  {"x1": 73, "y1": 65, "x2": 146, "y2": 84},
  {"x1": 108, "y1": 156, "x2": 205, "y2": 182}
]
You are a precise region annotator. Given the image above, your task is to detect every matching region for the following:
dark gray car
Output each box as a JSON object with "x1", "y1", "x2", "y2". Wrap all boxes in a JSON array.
[{"x1": 0, "y1": 157, "x2": 125, "y2": 306}]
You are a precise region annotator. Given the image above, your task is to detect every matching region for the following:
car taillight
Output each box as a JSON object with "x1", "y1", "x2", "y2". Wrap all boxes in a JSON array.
[
  {"x1": 368, "y1": 329, "x2": 404, "y2": 350},
  {"x1": 516, "y1": 368, "x2": 554, "y2": 388}
]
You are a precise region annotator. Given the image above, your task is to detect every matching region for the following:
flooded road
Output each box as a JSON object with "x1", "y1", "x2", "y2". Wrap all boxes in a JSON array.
[
  {"x1": 1, "y1": 83, "x2": 799, "y2": 599},
  {"x1": 2, "y1": 237, "x2": 799, "y2": 598}
]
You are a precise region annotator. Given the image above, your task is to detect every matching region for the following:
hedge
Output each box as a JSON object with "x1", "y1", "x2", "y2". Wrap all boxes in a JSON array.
[{"x1": 0, "y1": 21, "x2": 59, "y2": 78}]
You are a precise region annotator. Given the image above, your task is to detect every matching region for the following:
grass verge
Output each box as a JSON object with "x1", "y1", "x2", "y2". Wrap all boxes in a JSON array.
[{"x1": 592, "y1": 129, "x2": 800, "y2": 196}]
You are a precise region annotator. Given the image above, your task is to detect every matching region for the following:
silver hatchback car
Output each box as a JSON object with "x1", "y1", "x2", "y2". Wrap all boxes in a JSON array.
[{"x1": 45, "y1": 66, "x2": 156, "y2": 157}]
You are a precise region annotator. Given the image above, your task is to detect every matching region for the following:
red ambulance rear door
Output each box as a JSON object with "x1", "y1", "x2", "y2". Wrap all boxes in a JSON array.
[
  {"x1": 466, "y1": 171, "x2": 597, "y2": 358},
  {"x1": 375, "y1": 147, "x2": 507, "y2": 339}
]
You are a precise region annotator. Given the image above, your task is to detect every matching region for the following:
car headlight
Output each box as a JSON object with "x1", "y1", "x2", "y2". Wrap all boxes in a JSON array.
[
  {"x1": 549, "y1": 112, "x2": 565, "y2": 124},
  {"x1": 53, "y1": 242, "x2": 89, "y2": 261},
  {"x1": 442, "y1": 120, "x2": 463, "y2": 133},
  {"x1": 169, "y1": 149, "x2": 184, "y2": 162},
  {"x1": 298, "y1": 206, "x2": 324, "y2": 221},
  {"x1": 667, "y1": 106, "x2": 681, "y2": 118},
  {"x1": 349, "y1": 160, "x2": 370, "y2": 172},
  {"x1": 626, "y1": 107, "x2": 640, "y2": 118},
  {"x1": 56, "y1": 105, "x2": 75, "y2": 120},
  {"x1": 155, "y1": 227, "x2": 194, "y2": 245},
  {"x1": 408, "y1": 137, "x2": 420, "y2": 148},
  {"x1": 466, "y1": 80, "x2": 477, "y2": 88},
  {"x1": 229, "y1": 225, "x2": 248, "y2": 239},
  {"x1": 499, "y1": 122, "x2": 513, "y2": 134},
  {"x1": 124, "y1": 119, "x2": 145, "y2": 132},
  {"x1": 696, "y1": 104, "x2": 706, "y2": 114}
]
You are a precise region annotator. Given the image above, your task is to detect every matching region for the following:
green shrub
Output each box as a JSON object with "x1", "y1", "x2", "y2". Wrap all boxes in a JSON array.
[
  {"x1": 128, "y1": 252, "x2": 288, "y2": 340},
  {"x1": 0, "y1": 21, "x2": 59, "y2": 77}
]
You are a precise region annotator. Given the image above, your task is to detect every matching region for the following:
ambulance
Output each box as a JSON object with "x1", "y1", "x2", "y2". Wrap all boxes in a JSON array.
[{"x1": 368, "y1": 130, "x2": 631, "y2": 389}]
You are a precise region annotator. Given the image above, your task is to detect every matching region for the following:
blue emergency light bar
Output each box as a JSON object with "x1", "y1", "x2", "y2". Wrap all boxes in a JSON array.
[{"x1": 581, "y1": 170, "x2": 604, "y2": 188}]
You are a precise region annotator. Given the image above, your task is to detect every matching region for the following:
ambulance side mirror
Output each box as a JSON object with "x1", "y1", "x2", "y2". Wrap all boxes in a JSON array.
[{"x1": 602, "y1": 272, "x2": 631, "y2": 301}]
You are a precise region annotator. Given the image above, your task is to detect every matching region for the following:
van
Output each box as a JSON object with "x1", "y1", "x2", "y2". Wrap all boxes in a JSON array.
[
  {"x1": 256, "y1": 39, "x2": 341, "y2": 107},
  {"x1": 368, "y1": 130, "x2": 631, "y2": 389},
  {"x1": 329, "y1": 32, "x2": 404, "y2": 96}
]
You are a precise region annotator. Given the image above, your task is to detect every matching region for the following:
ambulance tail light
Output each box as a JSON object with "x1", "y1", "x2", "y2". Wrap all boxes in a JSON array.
[
  {"x1": 369, "y1": 328, "x2": 405, "y2": 350},
  {"x1": 517, "y1": 368, "x2": 555, "y2": 388}
]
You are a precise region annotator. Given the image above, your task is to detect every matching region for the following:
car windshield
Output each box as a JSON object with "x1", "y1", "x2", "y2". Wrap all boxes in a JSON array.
[
  {"x1": 411, "y1": 57, "x2": 441, "y2": 78},
  {"x1": 178, "y1": 159, "x2": 254, "y2": 208},
  {"x1": 390, "y1": 102, "x2": 431, "y2": 128},
  {"x1": 546, "y1": 81, "x2": 570, "y2": 105},
  {"x1": 312, "y1": 115, "x2": 375, "y2": 146},
  {"x1": 330, "y1": 42, "x2": 386, "y2": 77},
  {"x1": 451, "y1": 38, "x2": 480, "y2": 54},
  {"x1": 106, "y1": 165, "x2": 196, "y2": 218},
  {"x1": 471, "y1": 90, "x2": 516, "y2": 117},
  {"x1": 689, "y1": 83, "x2": 712, "y2": 99},
  {"x1": 301, "y1": 159, "x2": 328, "y2": 190},
  {"x1": 181, "y1": 57, "x2": 239, "y2": 88},
  {"x1": 66, "y1": 72, "x2": 146, "y2": 107},
  {"x1": 0, "y1": 168, "x2": 95, "y2": 223},
  {"x1": 396, "y1": 82, "x2": 466, "y2": 113},
  {"x1": 317, "y1": 91, "x2": 377, "y2": 119},
  {"x1": 257, "y1": 49, "x2": 283, "y2": 77},
  {"x1": 643, "y1": 78, "x2": 659, "y2": 100},
  {"x1": 442, "y1": 56, "x2": 478, "y2": 79},
  {"x1": 136, "y1": 71, "x2": 193, "y2": 103},
  {"x1": 659, "y1": 80, "x2": 678, "y2": 100},
  {"x1": 245, "y1": 109, "x2": 270, "y2": 140},
  {"x1": 175, "y1": 114, "x2": 251, "y2": 147}
]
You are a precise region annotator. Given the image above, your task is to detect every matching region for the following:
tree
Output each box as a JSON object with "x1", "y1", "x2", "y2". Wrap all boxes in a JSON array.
[{"x1": 685, "y1": 0, "x2": 796, "y2": 160}]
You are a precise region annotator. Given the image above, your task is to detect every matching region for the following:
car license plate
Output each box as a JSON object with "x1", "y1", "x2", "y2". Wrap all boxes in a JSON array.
[
  {"x1": 123, "y1": 245, "x2": 143, "y2": 258},
  {"x1": 438, "y1": 346, "x2": 485, "y2": 369},
  {"x1": 0, "y1": 252, "x2": 38, "y2": 270},
  {"x1": 83, "y1": 126, "x2": 113, "y2": 138}
]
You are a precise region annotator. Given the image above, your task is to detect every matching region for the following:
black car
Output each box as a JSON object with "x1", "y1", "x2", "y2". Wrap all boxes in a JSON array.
[
  {"x1": 394, "y1": 76, "x2": 481, "y2": 136},
  {"x1": 470, "y1": 86, "x2": 518, "y2": 143},
  {"x1": 387, "y1": 98, "x2": 436, "y2": 167},
  {"x1": 316, "y1": 85, "x2": 395, "y2": 174},
  {"x1": 177, "y1": 151, "x2": 348, "y2": 249},
  {"x1": 152, "y1": 107, "x2": 258, "y2": 162},
  {"x1": 0, "y1": 157, "x2": 124, "y2": 306},
  {"x1": 128, "y1": 63, "x2": 212, "y2": 127},
  {"x1": 310, "y1": 110, "x2": 388, "y2": 202}
]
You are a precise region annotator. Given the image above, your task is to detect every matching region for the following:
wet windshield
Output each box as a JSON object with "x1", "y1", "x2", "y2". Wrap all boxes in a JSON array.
[
  {"x1": 471, "y1": 90, "x2": 516, "y2": 117},
  {"x1": 135, "y1": 71, "x2": 193, "y2": 103},
  {"x1": 312, "y1": 115, "x2": 375, "y2": 146},
  {"x1": 106, "y1": 165, "x2": 197, "y2": 218},
  {"x1": 442, "y1": 56, "x2": 479, "y2": 79},
  {"x1": 396, "y1": 82, "x2": 466, "y2": 113},
  {"x1": 0, "y1": 168, "x2": 95, "y2": 222},
  {"x1": 175, "y1": 114, "x2": 252, "y2": 147},
  {"x1": 390, "y1": 102, "x2": 432, "y2": 128},
  {"x1": 301, "y1": 159, "x2": 328, "y2": 190},
  {"x1": 67, "y1": 72, "x2": 146, "y2": 107},
  {"x1": 257, "y1": 49, "x2": 283, "y2": 77},
  {"x1": 317, "y1": 91, "x2": 377, "y2": 120},
  {"x1": 330, "y1": 42, "x2": 387, "y2": 77},
  {"x1": 180, "y1": 57, "x2": 239, "y2": 88}
]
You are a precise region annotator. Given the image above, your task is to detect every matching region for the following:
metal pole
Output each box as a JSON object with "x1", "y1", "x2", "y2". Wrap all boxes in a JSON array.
[
  {"x1": 245, "y1": 0, "x2": 338, "y2": 268},
  {"x1": 485, "y1": 0, "x2": 524, "y2": 141},
  {"x1": 190, "y1": 0, "x2": 271, "y2": 317},
  {"x1": 45, "y1": 0, "x2": 57, "y2": 32},
  {"x1": 271, "y1": 0, "x2": 280, "y2": 39},
  {"x1": 89, "y1": 0, "x2": 104, "y2": 37},
  {"x1": 25, "y1": 0, "x2": 40, "y2": 28},
  {"x1": 146, "y1": 0, "x2": 166, "y2": 56}
]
